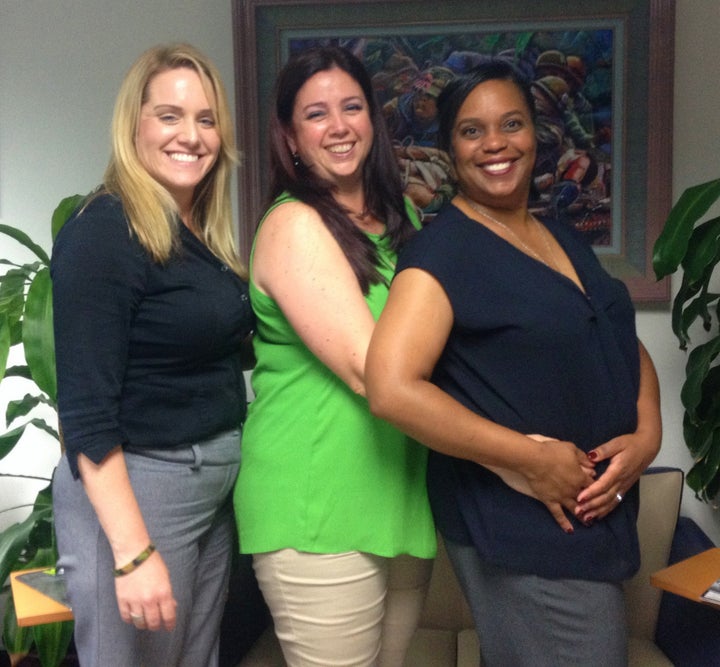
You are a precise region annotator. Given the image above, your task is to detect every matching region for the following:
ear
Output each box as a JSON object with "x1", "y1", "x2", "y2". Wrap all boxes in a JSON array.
[{"x1": 285, "y1": 132, "x2": 298, "y2": 156}]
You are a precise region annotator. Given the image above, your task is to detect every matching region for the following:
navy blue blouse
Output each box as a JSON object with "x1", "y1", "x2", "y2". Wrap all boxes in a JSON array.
[
  {"x1": 51, "y1": 193, "x2": 254, "y2": 478},
  {"x1": 397, "y1": 204, "x2": 641, "y2": 581}
]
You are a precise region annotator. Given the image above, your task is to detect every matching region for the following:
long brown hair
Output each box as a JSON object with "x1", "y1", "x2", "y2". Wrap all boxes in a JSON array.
[{"x1": 267, "y1": 46, "x2": 415, "y2": 293}]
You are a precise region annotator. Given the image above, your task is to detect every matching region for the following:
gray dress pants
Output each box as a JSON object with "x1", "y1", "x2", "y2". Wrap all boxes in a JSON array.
[{"x1": 53, "y1": 430, "x2": 241, "y2": 667}]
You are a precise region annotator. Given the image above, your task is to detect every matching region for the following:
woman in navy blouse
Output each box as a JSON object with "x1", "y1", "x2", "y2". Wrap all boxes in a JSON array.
[
  {"x1": 367, "y1": 60, "x2": 661, "y2": 666},
  {"x1": 51, "y1": 44, "x2": 253, "y2": 667}
]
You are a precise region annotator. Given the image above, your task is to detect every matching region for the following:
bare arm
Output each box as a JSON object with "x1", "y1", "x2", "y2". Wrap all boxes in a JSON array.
[
  {"x1": 78, "y1": 448, "x2": 177, "y2": 631},
  {"x1": 575, "y1": 340, "x2": 662, "y2": 520},
  {"x1": 365, "y1": 268, "x2": 594, "y2": 532},
  {"x1": 252, "y1": 201, "x2": 376, "y2": 395}
]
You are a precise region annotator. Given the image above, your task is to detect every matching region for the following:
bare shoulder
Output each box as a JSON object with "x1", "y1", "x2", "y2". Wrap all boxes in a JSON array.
[
  {"x1": 253, "y1": 199, "x2": 352, "y2": 295},
  {"x1": 257, "y1": 199, "x2": 330, "y2": 248}
]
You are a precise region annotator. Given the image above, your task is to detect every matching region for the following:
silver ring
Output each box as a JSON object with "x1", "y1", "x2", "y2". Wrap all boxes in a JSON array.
[
  {"x1": 615, "y1": 492, "x2": 623, "y2": 503},
  {"x1": 130, "y1": 613, "x2": 145, "y2": 622}
]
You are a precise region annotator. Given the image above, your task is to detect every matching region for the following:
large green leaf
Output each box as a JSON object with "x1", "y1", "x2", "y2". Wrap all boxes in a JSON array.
[
  {"x1": 5, "y1": 365, "x2": 32, "y2": 380},
  {"x1": 0, "y1": 418, "x2": 58, "y2": 461},
  {"x1": 6, "y1": 394, "x2": 46, "y2": 427},
  {"x1": 0, "y1": 513, "x2": 43, "y2": 588},
  {"x1": 0, "y1": 422, "x2": 27, "y2": 460},
  {"x1": 669, "y1": 234, "x2": 720, "y2": 346},
  {"x1": 682, "y1": 216, "x2": 720, "y2": 283},
  {"x1": 683, "y1": 412, "x2": 710, "y2": 458},
  {"x1": 678, "y1": 292, "x2": 720, "y2": 348},
  {"x1": 51, "y1": 194, "x2": 85, "y2": 241},
  {"x1": 0, "y1": 313, "x2": 9, "y2": 384},
  {"x1": 23, "y1": 268, "x2": 56, "y2": 402},
  {"x1": 0, "y1": 225, "x2": 50, "y2": 266},
  {"x1": 2, "y1": 598, "x2": 33, "y2": 664},
  {"x1": 6, "y1": 395, "x2": 39, "y2": 423},
  {"x1": 681, "y1": 337, "x2": 720, "y2": 416},
  {"x1": 672, "y1": 282, "x2": 703, "y2": 347},
  {"x1": 686, "y1": 429, "x2": 720, "y2": 501},
  {"x1": 34, "y1": 618, "x2": 74, "y2": 667},
  {"x1": 0, "y1": 486, "x2": 54, "y2": 584},
  {"x1": 683, "y1": 367, "x2": 720, "y2": 458},
  {"x1": 0, "y1": 267, "x2": 30, "y2": 346},
  {"x1": 653, "y1": 178, "x2": 720, "y2": 278}
]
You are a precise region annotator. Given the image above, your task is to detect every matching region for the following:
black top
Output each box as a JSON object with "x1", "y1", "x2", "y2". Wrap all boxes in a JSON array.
[
  {"x1": 51, "y1": 193, "x2": 254, "y2": 478},
  {"x1": 397, "y1": 203, "x2": 641, "y2": 581}
]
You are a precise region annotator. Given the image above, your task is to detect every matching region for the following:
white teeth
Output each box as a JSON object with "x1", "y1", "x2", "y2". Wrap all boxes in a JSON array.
[
  {"x1": 483, "y1": 161, "x2": 511, "y2": 173},
  {"x1": 169, "y1": 153, "x2": 199, "y2": 162},
  {"x1": 327, "y1": 143, "x2": 353, "y2": 154}
]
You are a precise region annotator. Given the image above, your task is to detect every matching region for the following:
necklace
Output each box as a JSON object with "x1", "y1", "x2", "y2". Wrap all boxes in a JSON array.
[{"x1": 460, "y1": 193, "x2": 559, "y2": 271}]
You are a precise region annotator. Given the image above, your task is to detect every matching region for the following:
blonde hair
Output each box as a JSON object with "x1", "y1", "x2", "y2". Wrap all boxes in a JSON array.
[{"x1": 103, "y1": 43, "x2": 246, "y2": 277}]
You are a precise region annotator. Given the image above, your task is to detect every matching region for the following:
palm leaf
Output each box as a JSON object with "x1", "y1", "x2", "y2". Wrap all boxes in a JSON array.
[
  {"x1": 51, "y1": 194, "x2": 86, "y2": 241},
  {"x1": 23, "y1": 268, "x2": 56, "y2": 402},
  {"x1": 0, "y1": 225, "x2": 50, "y2": 266},
  {"x1": 681, "y1": 337, "x2": 720, "y2": 416},
  {"x1": 0, "y1": 314, "x2": 9, "y2": 384},
  {"x1": 653, "y1": 178, "x2": 720, "y2": 278}
]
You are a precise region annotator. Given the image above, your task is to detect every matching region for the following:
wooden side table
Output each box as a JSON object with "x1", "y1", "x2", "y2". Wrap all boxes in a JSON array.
[
  {"x1": 650, "y1": 547, "x2": 720, "y2": 608},
  {"x1": 10, "y1": 568, "x2": 74, "y2": 627}
]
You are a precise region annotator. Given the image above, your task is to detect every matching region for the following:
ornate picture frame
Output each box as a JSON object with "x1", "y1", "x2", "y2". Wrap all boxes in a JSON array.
[{"x1": 233, "y1": 0, "x2": 674, "y2": 302}]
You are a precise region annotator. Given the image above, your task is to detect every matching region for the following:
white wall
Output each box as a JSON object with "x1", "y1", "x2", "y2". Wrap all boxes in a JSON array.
[{"x1": 2, "y1": 0, "x2": 720, "y2": 544}]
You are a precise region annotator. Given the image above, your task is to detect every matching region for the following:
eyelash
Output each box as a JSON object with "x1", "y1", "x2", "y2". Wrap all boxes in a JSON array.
[
  {"x1": 459, "y1": 119, "x2": 524, "y2": 137},
  {"x1": 158, "y1": 114, "x2": 215, "y2": 127},
  {"x1": 304, "y1": 103, "x2": 365, "y2": 120}
]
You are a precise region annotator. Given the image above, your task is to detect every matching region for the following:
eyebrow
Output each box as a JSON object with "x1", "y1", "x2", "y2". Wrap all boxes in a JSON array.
[
  {"x1": 456, "y1": 108, "x2": 528, "y2": 124},
  {"x1": 300, "y1": 96, "x2": 364, "y2": 111},
  {"x1": 149, "y1": 104, "x2": 215, "y2": 115}
]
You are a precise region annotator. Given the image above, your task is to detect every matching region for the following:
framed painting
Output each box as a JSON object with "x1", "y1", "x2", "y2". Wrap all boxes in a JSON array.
[{"x1": 233, "y1": 0, "x2": 674, "y2": 302}]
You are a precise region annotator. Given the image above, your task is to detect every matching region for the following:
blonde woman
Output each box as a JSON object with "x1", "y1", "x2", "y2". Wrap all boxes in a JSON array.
[{"x1": 51, "y1": 43, "x2": 253, "y2": 667}]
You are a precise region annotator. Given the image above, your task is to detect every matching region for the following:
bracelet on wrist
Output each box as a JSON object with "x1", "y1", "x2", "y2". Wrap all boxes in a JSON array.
[{"x1": 113, "y1": 543, "x2": 156, "y2": 577}]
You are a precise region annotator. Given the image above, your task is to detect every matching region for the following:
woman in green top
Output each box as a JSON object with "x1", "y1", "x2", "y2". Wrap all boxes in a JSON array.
[{"x1": 233, "y1": 47, "x2": 436, "y2": 665}]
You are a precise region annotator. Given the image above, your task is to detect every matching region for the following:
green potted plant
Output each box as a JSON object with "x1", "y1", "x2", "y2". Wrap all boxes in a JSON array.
[
  {"x1": 0, "y1": 194, "x2": 85, "y2": 666},
  {"x1": 653, "y1": 177, "x2": 720, "y2": 502}
]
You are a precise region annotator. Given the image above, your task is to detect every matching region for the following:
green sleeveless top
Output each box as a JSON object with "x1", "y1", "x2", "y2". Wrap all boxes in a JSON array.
[{"x1": 234, "y1": 195, "x2": 436, "y2": 558}]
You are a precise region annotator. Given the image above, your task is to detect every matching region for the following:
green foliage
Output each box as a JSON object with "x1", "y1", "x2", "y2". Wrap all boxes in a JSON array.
[
  {"x1": 0, "y1": 194, "x2": 85, "y2": 665},
  {"x1": 653, "y1": 178, "x2": 720, "y2": 501}
]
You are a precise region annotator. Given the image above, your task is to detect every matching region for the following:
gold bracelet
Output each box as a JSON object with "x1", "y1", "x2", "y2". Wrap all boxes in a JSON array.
[{"x1": 113, "y1": 543, "x2": 156, "y2": 577}]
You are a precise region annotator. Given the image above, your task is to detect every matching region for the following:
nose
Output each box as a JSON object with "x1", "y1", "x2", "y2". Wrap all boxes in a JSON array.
[
  {"x1": 178, "y1": 119, "x2": 200, "y2": 145},
  {"x1": 482, "y1": 126, "x2": 507, "y2": 152},
  {"x1": 327, "y1": 109, "x2": 349, "y2": 135}
]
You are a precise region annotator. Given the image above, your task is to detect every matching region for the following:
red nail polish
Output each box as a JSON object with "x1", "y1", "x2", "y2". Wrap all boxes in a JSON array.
[
  {"x1": 587, "y1": 451, "x2": 598, "y2": 461},
  {"x1": 565, "y1": 526, "x2": 574, "y2": 535}
]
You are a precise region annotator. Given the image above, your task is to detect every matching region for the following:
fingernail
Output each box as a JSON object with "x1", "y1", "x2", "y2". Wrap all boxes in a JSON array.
[
  {"x1": 565, "y1": 526, "x2": 574, "y2": 535},
  {"x1": 584, "y1": 515, "x2": 594, "y2": 523},
  {"x1": 587, "y1": 451, "x2": 598, "y2": 461}
]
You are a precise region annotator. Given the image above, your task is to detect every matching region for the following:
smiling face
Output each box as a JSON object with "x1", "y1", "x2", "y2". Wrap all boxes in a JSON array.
[
  {"x1": 135, "y1": 67, "x2": 220, "y2": 212},
  {"x1": 286, "y1": 67, "x2": 373, "y2": 190},
  {"x1": 451, "y1": 78, "x2": 536, "y2": 210}
]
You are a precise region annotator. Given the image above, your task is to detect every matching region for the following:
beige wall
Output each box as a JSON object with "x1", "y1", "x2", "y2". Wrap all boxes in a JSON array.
[{"x1": 1, "y1": 0, "x2": 720, "y2": 542}]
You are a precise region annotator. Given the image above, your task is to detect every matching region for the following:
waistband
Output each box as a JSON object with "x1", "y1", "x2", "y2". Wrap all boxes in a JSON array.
[{"x1": 123, "y1": 429, "x2": 241, "y2": 470}]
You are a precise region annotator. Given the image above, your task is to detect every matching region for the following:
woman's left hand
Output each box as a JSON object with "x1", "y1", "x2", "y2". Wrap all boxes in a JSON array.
[
  {"x1": 576, "y1": 340, "x2": 662, "y2": 522},
  {"x1": 575, "y1": 431, "x2": 658, "y2": 521}
]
